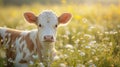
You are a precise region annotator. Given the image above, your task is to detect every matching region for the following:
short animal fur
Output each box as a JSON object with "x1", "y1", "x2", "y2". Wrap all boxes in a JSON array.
[{"x1": 0, "y1": 10, "x2": 72, "y2": 67}]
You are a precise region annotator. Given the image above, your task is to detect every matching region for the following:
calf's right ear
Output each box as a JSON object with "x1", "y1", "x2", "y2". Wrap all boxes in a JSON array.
[{"x1": 24, "y1": 12, "x2": 37, "y2": 24}]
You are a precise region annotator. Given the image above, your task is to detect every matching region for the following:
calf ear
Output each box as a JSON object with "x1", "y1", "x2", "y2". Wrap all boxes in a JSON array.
[
  {"x1": 58, "y1": 13, "x2": 72, "y2": 24},
  {"x1": 24, "y1": 12, "x2": 37, "y2": 24}
]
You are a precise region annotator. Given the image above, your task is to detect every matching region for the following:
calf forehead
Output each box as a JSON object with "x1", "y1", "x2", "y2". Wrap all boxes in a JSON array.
[{"x1": 38, "y1": 11, "x2": 58, "y2": 25}]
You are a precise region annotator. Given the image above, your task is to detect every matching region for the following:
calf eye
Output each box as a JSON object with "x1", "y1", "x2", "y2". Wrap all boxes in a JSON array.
[
  {"x1": 55, "y1": 24, "x2": 58, "y2": 28},
  {"x1": 39, "y1": 24, "x2": 42, "y2": 27}
]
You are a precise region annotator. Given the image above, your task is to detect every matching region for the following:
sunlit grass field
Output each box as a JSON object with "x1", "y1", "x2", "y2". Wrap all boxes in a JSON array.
[{"x1": 0, "y1": 4, "x2": 120, "y2": 67}]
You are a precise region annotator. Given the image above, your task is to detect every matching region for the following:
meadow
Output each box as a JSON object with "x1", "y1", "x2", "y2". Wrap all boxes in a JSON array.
[{"x1": 0, "y1": 4, "x2": 120, "y2": 67}]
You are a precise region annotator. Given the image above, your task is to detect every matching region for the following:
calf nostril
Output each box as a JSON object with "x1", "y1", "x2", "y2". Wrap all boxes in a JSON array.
[
  {"x1": 44, "y1": 35, "x2": 53, "y2": 40},
  {"x1": 44, "y1": 36, "x2": 46, "y2": 39},
  {"x1": 51, "y1": 36, "x2": 53, "y2": 39}
]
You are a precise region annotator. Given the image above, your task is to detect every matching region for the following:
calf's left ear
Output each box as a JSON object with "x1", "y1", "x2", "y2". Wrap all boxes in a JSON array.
[
  {"x1": 24, "y1": 12, "x2": 37, "y2": 24},
  {"x1": 58, "y1": 13, "x2": 72, "y2": 24}
]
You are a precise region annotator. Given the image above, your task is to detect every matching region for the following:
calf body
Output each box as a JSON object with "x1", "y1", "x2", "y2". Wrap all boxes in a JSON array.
[
  {"x1": 0, "y1": 28, "x2": 39, "y2": 67},
  {"x1": 0, "y1": 10, "x2": 72, "y2": 67}
]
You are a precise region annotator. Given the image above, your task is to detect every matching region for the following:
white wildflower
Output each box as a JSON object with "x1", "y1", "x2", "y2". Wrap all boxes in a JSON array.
[
  {"x1": 8, "y1": 58, "x2": 14, "y2": 63},
  {"x1": 77, "y1": 32, "x2": 81, "y2": 35},
  {"x1": 80, "y1": 51, "x2": 85, "y2": 56},
  {"x1": 94, "y1": 57, "x2": 99, "y2": 61},
  {"x1": 89, "y1": 41, "x2": 96, "y2": 45},
  {"x1": 88, "y1": 60, "x2": 93, "y2": 63},
  {"x1": 76, "y1": 64, "x2": 85, "y2": 67},
  {"x1": 110, "y1": 31, "x2": 118, "y2": 34},
  {"x1": 85, "y1": 45, "x2": 91, "y2": 49},
  {"x1": 105, "y1": 32, "x2": 109, "y2": 34},
  {"x1": 59, "y1": 63, "x2": 66, "y2": 67},
  {"x1": 63, "y1": 35, "x2": 69, "y2": 39},
  {"x1": 64, "y1": 54, "x2": 68, "y2": 58},
  {"x1": 70, "y1": 49, "x2": 74, "y2": 52},
  {"x1": 82, "y1": 18, "x2": 88, "y2": 23},
  {"x1": 59, "y1": 54, "x2": 64, "y2": 58},
  {"x1": 89, "y1": 26, "x2": 95, "y2": 29},
  {"x1": 75, "y1": 39, "x2": 80, "y2": 44},
  {"x1": 39, "y1": 62, "x2": 45, "y2": 67},
  {"x1": 89, "y1": 63, "x2": 96, "y2": 67},
  {"x1": 29, "y1": 61, "x2": 33, "y2": 65},
  {"x1": 59, "y1": 54, "x2": 68, "y2": 59},
  {"x1": 88, "y1": 26, "x2": 96, "y2": 31},
  {"x1": 84, "y1": 34, "x2": 92, "y2": 39},
  {"x1": 66, "y1": 30, "x2": 70, "y2": 35},
  {"x1": 53, "y1": 55, "x2": 60, "y2": 61},
  {"x1": 82, "y1": 40, "x2": 86, "y2": 43},
  {"x1": 32, "y1": 55, "x2": 38, "y2": 59},
  {"x1": 109, "y1": 42, "x2": 112, "y2": 46},
  {"x1": 78, "y1": 50, "x2": 81, "y2": 52},
  {"x1": 65, "y1": 44, "x2": 74, "y2": 49},
  {"x1": 113, "y1": 31, "x2": 118, "y2": 34}
]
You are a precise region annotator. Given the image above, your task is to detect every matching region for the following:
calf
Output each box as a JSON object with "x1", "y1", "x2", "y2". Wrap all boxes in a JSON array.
[{"x1": 0, "y1": 10, "x2": 72, "y2": 67}]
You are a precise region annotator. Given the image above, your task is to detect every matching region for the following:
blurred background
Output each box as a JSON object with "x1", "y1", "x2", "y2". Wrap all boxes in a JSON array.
[
  {"x1": 0, "y1": 0, "x2": 120, "y2": 67},
  {"x1": 0, "y1": 0, "x2": 120, "y2": 6}
]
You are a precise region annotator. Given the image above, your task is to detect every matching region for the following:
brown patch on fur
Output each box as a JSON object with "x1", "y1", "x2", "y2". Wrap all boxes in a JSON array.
[
  {"x1": 4, "y1": 28, "x2": 22, "y2": 67},
  {"x1": 0, "y1": 28, "x2": 21, "y2": 67},
  {"x1": 36, "y1": 37, "x2": 42, "y2": 50},
  {"x1": 6, "y1": 61, "x2": 14, "y2": 67},
  {"x1": 17, "y1": 32, "x2": 34, "y2": 52},
  {"x1": 5, "y1": 29, "x2": 21, "y2": 53},
  {"x1": 6, "y1": 48, "x2": 16, "y2": 67},
  {"x1": 19, "y1": 59, "x2": 27, "y2": 63},
  {"x1": 6, "y1": 48, "x2": 16, "y2": 59},
  {"x1": 6, "y1": 28, "x2": 22, "y2": 45},
  {"x1": 22, "y1": 33, "x2": 34, "y2": 52},
  {"x1": 36, "y1": 36, "x2": 43, "y2": 61}
]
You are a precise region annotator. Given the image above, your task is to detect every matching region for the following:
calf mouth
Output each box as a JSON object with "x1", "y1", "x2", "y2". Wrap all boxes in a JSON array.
[
  {"x1": 43, "y1": 40, "x2": 55, "y2": 42},
  {"x1": 43, "y1": 38, "x2": 56, "y2": 42}
]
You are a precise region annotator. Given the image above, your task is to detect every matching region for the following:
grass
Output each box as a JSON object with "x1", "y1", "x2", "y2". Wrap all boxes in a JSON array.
[{"x1": 0, "y1": 4, "x2": 120, "y2": 67}]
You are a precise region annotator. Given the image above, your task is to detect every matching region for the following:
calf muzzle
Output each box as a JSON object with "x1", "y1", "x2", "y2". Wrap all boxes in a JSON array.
[{"x1": 44, "y1": 35, "x2": 54, "y2": 42}]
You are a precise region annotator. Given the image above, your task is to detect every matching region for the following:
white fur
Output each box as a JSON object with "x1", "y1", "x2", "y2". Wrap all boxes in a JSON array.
[
  {"x1": 37, "y1": 11, "x2": 58, "y2": 42},
  {"x1": 0, "y1": 10, "x2": 71, "y2": 67}
]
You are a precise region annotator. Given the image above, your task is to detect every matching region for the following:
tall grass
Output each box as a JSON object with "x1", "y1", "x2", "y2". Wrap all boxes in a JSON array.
[{"x1": 0, "y1": 4, "x2": 120, "y2": 67}]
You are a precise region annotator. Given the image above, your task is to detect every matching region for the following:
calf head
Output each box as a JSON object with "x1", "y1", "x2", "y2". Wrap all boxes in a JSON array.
[{"x1": 24, "y1": 11, "x2": 72, "y2": 43}]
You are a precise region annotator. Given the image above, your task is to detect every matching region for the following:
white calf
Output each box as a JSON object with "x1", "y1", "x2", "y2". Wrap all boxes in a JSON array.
[{"x1": 0, "y1": 10, "x2": 72, "y2": 67}]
